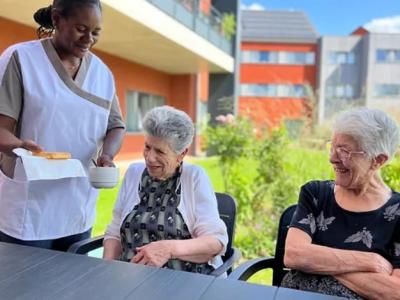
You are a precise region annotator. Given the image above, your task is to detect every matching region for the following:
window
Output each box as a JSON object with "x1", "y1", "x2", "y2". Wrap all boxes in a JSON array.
[
  {"x1": 241, "y1": 51, "x2": 278, "y2": 63},
  {"x1": 279, "y1": 52, "x2": 315, "y2": 65},
  {"x1": 196, "y1": 100, "x2": 208, "y2": 131},
  {"x1": 241, "y1": 51, "x2": 258, "y2": 63},
  {"x1": 240, "y1": 84, "x2": 277, "y2": 97},
  {"x1": 325, "y1": 84, "x2": 354, "y2": 99},
  {"x1": 376, "y1": 49, "x2": 400, "y2": 63},
  {"x1": 241, "y1": 50, "x2": 314, "y2": 65},
  {"x1": 305, "y1": 53, "x2": 315, "y2": 64},
  {"x1": 292, "y1": 85, "x2": 306, "y2": 97},
  {"x1": 374, "y1": 84, "x2": 400, "y2": 97},
  {"x1": 279, "y1": 85, "x2": 305, "y2": 97},
  {"x1": 240, "y1": 84, "x2": 305, "y2": 98},
  {"x1": 259, "y1": 51, "x2": 278, "y2": 63},
  {"x1": 125, "y1": 91, "x2": 165, "y2": 132},
  {"x1": 328, "y1": 52, "x2": 355, "y2": 64}
]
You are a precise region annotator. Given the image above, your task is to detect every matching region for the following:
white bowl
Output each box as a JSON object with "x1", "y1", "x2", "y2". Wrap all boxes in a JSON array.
[
  {"x1": 89, "y1": 167, "x2": 119, "y2": 189},
  {"x1": 90, "y1": 181, "x2": 118, "y2": 189}
]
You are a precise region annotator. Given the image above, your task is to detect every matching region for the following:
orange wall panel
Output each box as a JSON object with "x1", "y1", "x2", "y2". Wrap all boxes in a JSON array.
[
  {"x1": 0, "y1": 17, "x2": 36, "y2": 52},
  {"x1": 116, "y1": 134, "x2": 145, "y2": 160},
  {"x1": 241, "y1": 64, "x2": 316, "y2": 87},
  {"x1": 240, "y1": 42, "x2": 318, "y2": 88},
  {"x1": 170, "y1": 74, "x2": 197, "y2": 155},
  {"x1": 93, "y1": 50, "x2": 173, "y2": 158},
  {"x1": 93, "y1": 49, "x2": 171, "y2": 117},
  {"x1": 198, "y1": 70, "x2": 209, "y2": 101},
  {"x1": 240, "y1": 41, "x2": 318, "y2": 128},
  {"x1": 170, "y1": 74, "x2": 196, "y2": 120},
  {"x1": 199, "y1": 0, "x2": 211, "y2": 15},
  {"x1": 242, "y1": 42, "x2": 317, "y2": 52},
  {"x1": 239, "y1": 97, "x2": 306, "y2": 129}
]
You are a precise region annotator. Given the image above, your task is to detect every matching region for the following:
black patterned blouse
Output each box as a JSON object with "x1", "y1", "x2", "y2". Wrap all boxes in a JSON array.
[
  {"x1": 119, "y1": 166, "x2": 214, "y2": 274},
  {"x1": 281, "y1": 180, "x2": 400, "y2": 299}
]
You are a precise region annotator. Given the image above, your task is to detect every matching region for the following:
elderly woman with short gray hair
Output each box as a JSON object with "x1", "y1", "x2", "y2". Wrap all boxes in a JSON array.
[
  {"x1": 282, "y1": 107, "x2": 400, "y2": 299},
  {"x1": 103, "y1": 106, "x2": 228, "y2": 274}
]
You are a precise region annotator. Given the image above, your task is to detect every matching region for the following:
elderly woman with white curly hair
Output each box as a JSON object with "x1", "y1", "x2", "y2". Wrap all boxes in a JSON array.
[
  {"x1": 282, "y1": 107, "x2": 400, "y2": 299},
  {"x1": 103, "y1": 106, "x2": 228, "y2": 275}
]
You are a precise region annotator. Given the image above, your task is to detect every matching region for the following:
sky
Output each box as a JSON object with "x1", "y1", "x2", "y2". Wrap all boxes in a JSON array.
[{"x1": 240, "y1": 0, "x2": 400, "y2": 36}]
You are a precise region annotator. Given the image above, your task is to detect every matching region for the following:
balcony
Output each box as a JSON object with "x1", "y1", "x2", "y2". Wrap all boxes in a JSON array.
[
  {"x1": 147, "y1": 0, "x2": 232, "y2": 55},
  {"x1": 0, "y1": 0, "x2": 234, "y2": 74}
]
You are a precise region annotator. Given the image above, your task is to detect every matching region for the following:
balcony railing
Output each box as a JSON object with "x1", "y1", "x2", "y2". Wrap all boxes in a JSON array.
[{"x1": 146, "y1": 0, "x2": 232, "y2": 55}]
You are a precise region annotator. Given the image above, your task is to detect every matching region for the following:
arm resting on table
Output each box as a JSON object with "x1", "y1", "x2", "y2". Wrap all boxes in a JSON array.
[
  {"x1": 169, "y1": 235, "x2": 223, "y2": 263},
  {"x1": 284, "y1": 228, "x2": 393, "y2": 275},
  {"x1": 136, "y1": 235, "x2": 223, "y2": 265},
  {"x1": 103, "y1": 238, "x2": 122, "y2": 260}
]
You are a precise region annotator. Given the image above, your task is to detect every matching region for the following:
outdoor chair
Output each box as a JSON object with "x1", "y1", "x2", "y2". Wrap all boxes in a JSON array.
[
  {"x1": 227, "y1": 204, "x2": 297, "y2": 285},
  {"x1": 68, "y1": 192, "x2": 241, "y2": 276}
]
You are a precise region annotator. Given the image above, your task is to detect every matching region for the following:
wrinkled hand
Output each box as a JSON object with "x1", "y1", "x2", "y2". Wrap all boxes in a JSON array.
[
  {"x1": 20, "y1": 139, "x2": 43, "y2": 153},
  {"x1": 97, "y1": 154, "x2": 115, "y2": 167},
  {"x1": 371, "y1": 253, "x2": 393, "y2": 275},
  {"x1": 131, "y1": 240, "x2": 174, "y2": 267}
]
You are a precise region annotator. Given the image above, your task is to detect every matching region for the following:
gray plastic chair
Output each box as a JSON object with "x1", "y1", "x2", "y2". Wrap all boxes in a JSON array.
[{"x1": 228, "y1": 204, "x2": 297, "y2": 285}]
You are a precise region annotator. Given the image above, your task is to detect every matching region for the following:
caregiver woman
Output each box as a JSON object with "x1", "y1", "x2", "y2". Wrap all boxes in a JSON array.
[{"x1": 0, "y1": 0, "x2": 125, "y2": 250}]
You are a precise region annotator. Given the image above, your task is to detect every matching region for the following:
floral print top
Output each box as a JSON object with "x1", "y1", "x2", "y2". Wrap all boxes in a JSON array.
[{"x1": 290, "y1": 180, "x2": 400, "y2": 267}]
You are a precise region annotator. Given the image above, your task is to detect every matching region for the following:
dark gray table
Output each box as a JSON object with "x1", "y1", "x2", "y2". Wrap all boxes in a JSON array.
[{"x1": 0, "y1": 242, "x2": 343, "y2": 299}]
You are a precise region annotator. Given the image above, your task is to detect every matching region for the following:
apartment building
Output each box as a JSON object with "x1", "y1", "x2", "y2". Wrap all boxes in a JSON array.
[
  {"x1": 0, "y1": 0, "x2": 239, "y2": 158},
  {"x1": 239, "y1": 10, "x2": 318, "y2": 130},
  {"x1": 318, "y1": 27, "x2": 400, "y2": 123}
]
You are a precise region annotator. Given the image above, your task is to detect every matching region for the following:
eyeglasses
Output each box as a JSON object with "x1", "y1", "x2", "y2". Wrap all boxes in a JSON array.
[{"x1": 326, "y1": 142, "x2": 365, "y2": 161}]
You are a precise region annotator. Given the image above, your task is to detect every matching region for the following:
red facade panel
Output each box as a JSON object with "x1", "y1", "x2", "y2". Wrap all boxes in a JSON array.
[{"x1": 240, "y1": 41, "x2": 317, "y2": 129}]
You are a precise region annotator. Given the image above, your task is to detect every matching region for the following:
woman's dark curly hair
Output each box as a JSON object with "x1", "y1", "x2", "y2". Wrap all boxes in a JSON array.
[{"x1": 33, "y1": 0, "x2": 101, "y2": 38}]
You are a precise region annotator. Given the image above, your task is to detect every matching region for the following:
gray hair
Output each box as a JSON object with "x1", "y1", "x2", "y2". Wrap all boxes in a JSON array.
[
  {"x1": 142, "y1": 106, "x2": 194, "y2": 153},
  {"x1": 333, "y1": 107, "x2": 400, "y2": 159}
]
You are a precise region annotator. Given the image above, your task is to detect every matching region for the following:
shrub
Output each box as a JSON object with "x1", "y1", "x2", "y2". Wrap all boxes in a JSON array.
[
  {"x1": 203, "y1": 114, "x2": 255, "y2": 193},
  {"x1": 221, "y1": 13, "x2": 236, "y2": 40},
  {"x1": 382, "y1": 154, "x2": 400, "y2": 191},
  {"x1": 203, "y1": 115, "x2": 297, "y2": 258}
]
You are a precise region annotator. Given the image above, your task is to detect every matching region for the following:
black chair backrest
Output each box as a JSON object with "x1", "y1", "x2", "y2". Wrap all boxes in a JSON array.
[
  {"x1": 215, "y1": 192, "x2": 237, "y2": 263},
  {"x1": 272, "y1": 204, "x2": 297, "y2": 286}
]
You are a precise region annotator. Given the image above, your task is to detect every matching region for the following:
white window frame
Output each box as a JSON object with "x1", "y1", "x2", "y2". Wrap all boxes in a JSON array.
[
  {"x1": 125, "y1": 91, "x2": 165, "y2": 133},
  {"x1": 241, "y1": 50, "x2": 315, "y2": 65},
  {"x1": 328, "y1": 51, "x2": 355, "y2": 65}
]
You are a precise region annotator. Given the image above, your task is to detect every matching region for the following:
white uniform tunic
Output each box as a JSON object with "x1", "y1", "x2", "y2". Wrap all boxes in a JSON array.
[{"x1": 0, "y1": 39, "x2": 125, "y2": 240}]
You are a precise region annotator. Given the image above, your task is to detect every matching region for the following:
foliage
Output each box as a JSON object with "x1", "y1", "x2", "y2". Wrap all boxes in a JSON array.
[
  {"x1": 203, "y1": 114, "x2": 255, "y2": 193},
  {"x1": 203, "y1": 115, "x2": 299, "y2": 257},
  {"x1": 382, "y1": 154, "x2": 400, "y2": 191},
  {"x1": 203, "y1": 112, "x2": 400, "y2": 260},
  {"x1": 92, "y1": 182, "x2": 121, "y2": 236},
  {"x1": 256, "y1": 127, "x2": 289, "y2": 185},
  {"x1": 221, "y1": 13, "x2": 236, "y2": 40},
  {"x1": 204, "y1": 115, "x2": 253, "y2": 164}
]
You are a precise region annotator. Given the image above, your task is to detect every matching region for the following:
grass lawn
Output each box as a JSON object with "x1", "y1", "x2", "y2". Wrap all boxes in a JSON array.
[{"x1": 93, "y1": 183, "x2": 121, "y2": 236}]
